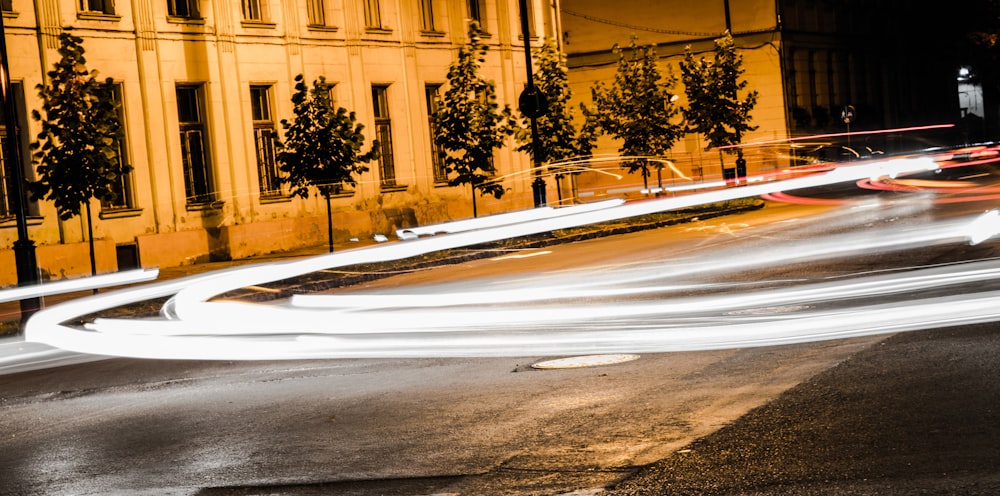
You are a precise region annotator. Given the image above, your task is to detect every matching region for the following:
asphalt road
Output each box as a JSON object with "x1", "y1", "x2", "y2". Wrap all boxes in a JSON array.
[
  {"x1": 2, "y1": 163, "x2": 1000, "y2": 495},
  {"x1": 607, "y1": 323, "x2": 1000, "y2": 496}
]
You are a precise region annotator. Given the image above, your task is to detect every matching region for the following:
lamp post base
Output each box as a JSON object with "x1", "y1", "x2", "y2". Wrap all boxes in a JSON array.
[
  {"x1": 13, "y1": 238, "x2": 41, "y2": 323},
  {"x1": 532, "y1": 176, "x2": 547, "y2": 208}
]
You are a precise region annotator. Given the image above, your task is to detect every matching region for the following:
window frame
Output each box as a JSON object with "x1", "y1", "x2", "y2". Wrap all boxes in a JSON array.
[
  {"x1": 241, "y1": 0, "x2": 269, "y2": 23},
  {"x1": 424, "y1": 85, "x2": 447, "y2": 184},
  {"x1": 78, "y1": 0, "x2": 116, "y2": 16},
  {"x1": 362, "y1": 0, "x2": 385, "y2": 31},
  {"x1": 306, "y1": 0, "x2": 330, "y2": 27},
  {"x1": 468, "y1": 0, "x2": 487, "y2": 33},
  {"x1": 249, "y1": 84, "x2": 284, "y2": 200},
  {"x1": 0, "y1": 82, "x2": 29, "y2": 221},
  {"x1": 419, "y1": 0, "x2": 438, "y2": 33},
  {"x1": 175, "y1": 84, "x2": 216, "y2": 206},
  {"x1": 372, "y1": 85, "x2": 398, "y2": 190},
  {"x1": 519, "y1": 0, "x2": 536, "y2": 38},
  {"x1": 100, "y1": 82, "x2": 137, "y2": 213},
  {"x1": 167, "y1": 0, "x2": 200, "y2": 20}
]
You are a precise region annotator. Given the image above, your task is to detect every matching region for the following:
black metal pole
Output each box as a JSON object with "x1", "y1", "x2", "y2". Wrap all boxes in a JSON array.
[
  {"x1": 723, "y1": 0, "x2": 732, "y2": 32},
  {"x1": 518, "y1": 0, "x2": 546, "y2": 208},
  {"x1": 0, "y1": 13, "x2": 41, "y2": 324}
]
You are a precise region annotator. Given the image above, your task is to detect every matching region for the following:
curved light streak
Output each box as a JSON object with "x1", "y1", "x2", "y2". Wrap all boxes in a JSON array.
[
  {"x1": 0, "y1": 269, "x2": 159, "y2": 304},
  {"x1": 718, "y1": 123, "x2": 955, "y2": 150},
  {"x1": 21, "y1": 155, "x2": 1000, "y2": 361}
]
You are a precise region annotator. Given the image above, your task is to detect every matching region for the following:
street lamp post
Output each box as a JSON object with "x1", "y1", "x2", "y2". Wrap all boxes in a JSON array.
[
  {"x1": 517, "y1": 0, "x2": 547, "y2": 208},
  {"x1": 0, "y1": 13, "x2": 41, "y2": 323}
]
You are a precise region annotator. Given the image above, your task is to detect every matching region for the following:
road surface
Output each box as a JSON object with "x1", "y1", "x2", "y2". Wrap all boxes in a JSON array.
[{"x1": 2, "y1": 160, "x2": 999, "y2": 495}]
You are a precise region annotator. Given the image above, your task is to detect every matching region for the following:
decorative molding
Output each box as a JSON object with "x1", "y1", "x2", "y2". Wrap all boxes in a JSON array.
[
  {"x1": 99, "y1": 208, "x2": 144, "y2": 220},
  {"x1": 283, "y1": 1, "x2": 300, "y2": 56},
  {"x1": 134, "y1": 0, "x2": 157, "y2": 51},
  {"x1": 39, "y1": 0, "x2": 61, "y2": 49},
  {"x1": 214, "y1": 0, "x2": 236, "y2": 52}
]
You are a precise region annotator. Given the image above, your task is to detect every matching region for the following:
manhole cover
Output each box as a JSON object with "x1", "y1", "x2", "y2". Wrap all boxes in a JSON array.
[{"x1": 532, "y1": 354, "x2": 640, "y2": 370}]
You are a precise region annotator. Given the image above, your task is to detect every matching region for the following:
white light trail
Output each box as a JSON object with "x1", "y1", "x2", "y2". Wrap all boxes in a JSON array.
[
  {"x1": 19, "y1": 155, "x2": 1000, "y2": 361},
  {"x1": 968, "y1": 210, "x2": 1000, "y2": 245},
  {"x1": 0, "y1": 269, "x2": 159, "y2": 303}
]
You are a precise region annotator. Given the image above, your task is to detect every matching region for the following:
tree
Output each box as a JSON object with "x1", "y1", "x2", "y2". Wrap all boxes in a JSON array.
[
  {"x1": 434, "y1": 21, "x2": 514, "y2": 217},
  {"x1": 680, "y1": 32, "x2": 758, "y2": 182},
  {"x1": 588, "y1": 38, "x2": 684, "y2": 190},
  {"x1": 29, "y1": 32, "x2": 126, "y2": 276},
  {"x1": 515, "y1": 39, "x2": 595, "y2": 184},
  {"x1": 275, "y1": 74, "x2": 379, "y2": 252}
]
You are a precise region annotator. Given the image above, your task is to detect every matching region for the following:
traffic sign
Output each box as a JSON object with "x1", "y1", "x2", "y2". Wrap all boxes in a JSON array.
[
  {"x1": 518, "y1": 87, "x2": 548, "y2": 119},
  {"x1": 841, "y1": 105, "x2": 856, "y2": 124}
]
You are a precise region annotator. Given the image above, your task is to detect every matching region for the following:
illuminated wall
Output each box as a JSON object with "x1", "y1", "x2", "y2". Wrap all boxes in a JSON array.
[
  {"x1": 0, "y1": 0, "x2": 554, "y2": 284},
  {"x1": 561, "y1": 0, "x2": 787, "y2": 187},
  {"x1": 560, "y1": 0, "x2": 963, "y2": 190}
]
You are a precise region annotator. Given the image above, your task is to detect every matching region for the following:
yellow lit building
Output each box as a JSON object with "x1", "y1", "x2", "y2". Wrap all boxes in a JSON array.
[
  {"x1": 561, "y1": 0, "x2": 963, "y2": 194},
  {"x1": 0, "y1": 0, "x2": 557, "y2": 284}
]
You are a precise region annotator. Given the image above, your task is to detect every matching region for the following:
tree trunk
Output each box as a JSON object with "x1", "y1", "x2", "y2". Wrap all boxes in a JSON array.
[
  {"x1": 85, "y1": 201, "x2": 96, "y2": 277},
  {"x1": 641, "y1": 162, "x2": 650, "y2": 193},
  {"x1": 85, "y1": 201, "x2": 98, "y2": 294},
  {"x1": 325, "y1": 193, "x2": 334, "y2": 253},
  {"x1": 471, "y1": 183, "x2": 478, "y2": 218}
]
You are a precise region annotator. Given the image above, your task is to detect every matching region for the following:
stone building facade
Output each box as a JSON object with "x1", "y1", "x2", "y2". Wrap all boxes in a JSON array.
[
  {"x1": 0, "y1": 0, "x2": 555, "y2": 284},
  {"x1": 561, "y1": 0, "x2": 964, "y2": 191}
]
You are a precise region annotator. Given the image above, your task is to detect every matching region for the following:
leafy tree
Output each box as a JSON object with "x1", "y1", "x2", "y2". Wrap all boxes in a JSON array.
[
  {"x1": 275, "y1": 74, "x2": 379, "y2": 252},
  {"x1": 515, "y1": 38, "x2": 595, "y2": 165},
  {"x1": 29, "y1": 32, "x2": 126, "y2": 276},
  {"x1": 680, "y1": 32, "x2": 758, "y2": 179},
  {"x1": 588, "y1": 38, "x2": 684, "y2": 190},
  {"x1": 434, "y1": 21, "x2": 514, "y2": 217}
]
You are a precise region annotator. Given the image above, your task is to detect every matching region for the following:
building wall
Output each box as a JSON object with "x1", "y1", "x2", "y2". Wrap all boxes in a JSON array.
[
  {"x1": 561, "y1": 0, "x2": 788, "y2": 190},
  {"x1": 560, "y1": 0, "x2": 965, "y2": 194},
  {"x1": 0, "y1": 0, "x2": 553, "y2": 285}
]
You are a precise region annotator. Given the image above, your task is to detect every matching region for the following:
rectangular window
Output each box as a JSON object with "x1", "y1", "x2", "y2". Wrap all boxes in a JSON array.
[
  {"x1": 419, "y1": 0, "x2": 436, "y2": 32},
  {"x1": 79, "y1": 0, "x2": 115, "y2": 15},
  {"x1": 0, "y1": 134, "x2": 13, "y2": 220},
  {"x1": 241, "y1": 0, "x2": 267, "y2": 22},
  {"x1": 307, "y1": 0, "x2": 326, "y2": 26},
  {"x1": 0, "y1": 83, "x2": 26, "y2": 220},
  {"x1": 520, "y1": 0, "x2": 536, "y2": 37},
  {"x1": 363, "y1": 0, "x2": 381, "y2": 29},
  {"x1": 168, "y1": 0, "x2": 200, "y2": 19},
  {"x1": 250, "y1": 85, "x2": 283, "y2": 199},
  {"x1": 1, "y1": 0, "x2": 13, "y2": 12},
  {"x1": 176, "y1": 85, "x2": 214, "y2": 205},
  {"x1": 372, "y1": 85, "x2": 396, "y2": 188},
  {"x1": 468, "y1": 0, "x2": 486, "y2": 31},
  {"x1": 424, "y1": 85, "x2": 447, "y2": 184},
  {"x1": 101, "y1": 83, "x2": 135, "y2": 211}
]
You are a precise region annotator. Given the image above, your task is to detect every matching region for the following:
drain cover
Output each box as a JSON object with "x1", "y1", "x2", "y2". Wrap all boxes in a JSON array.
[{"x1": 532, "y1": 354, "x2": 640, "y2": 370}]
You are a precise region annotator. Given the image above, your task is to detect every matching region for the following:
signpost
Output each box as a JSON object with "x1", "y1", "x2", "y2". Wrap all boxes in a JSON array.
[
  {"x1": 517, "y1": 0, "x2": 548, "y2": 208},
  {"x1": 0, "y1": 13, "x2": 40, "y2": 325},
  {"x1": 841, "y1": 105, "x2": 856, "y2": 152}
]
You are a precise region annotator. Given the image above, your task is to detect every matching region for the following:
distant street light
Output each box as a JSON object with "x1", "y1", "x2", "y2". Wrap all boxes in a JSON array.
[{"x1": 0, "y1": 13, "x2": 41, "y2": 325}]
